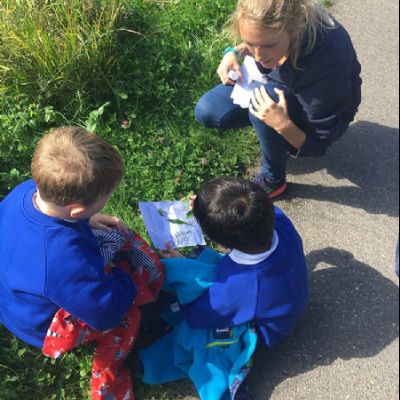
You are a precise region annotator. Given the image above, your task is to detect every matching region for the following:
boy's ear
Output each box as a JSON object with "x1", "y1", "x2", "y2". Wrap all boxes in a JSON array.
[{"x1": 68, "y1": 204, "x2": 86, "y2": 220}]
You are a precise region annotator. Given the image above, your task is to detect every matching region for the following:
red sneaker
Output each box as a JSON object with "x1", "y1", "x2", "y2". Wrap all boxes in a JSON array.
[{"x1": 251, "y1": 174, "x2": 287, "y2": 199}]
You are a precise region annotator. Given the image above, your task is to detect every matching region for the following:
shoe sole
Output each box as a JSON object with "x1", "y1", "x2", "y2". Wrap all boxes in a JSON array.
[{"x1": 267, "y1": 182, "x2": 288, "y2": 199}]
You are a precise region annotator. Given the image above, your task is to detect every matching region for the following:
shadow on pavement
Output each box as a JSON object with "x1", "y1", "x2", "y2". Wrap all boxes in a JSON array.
[
  {"x1": 285, "y1": 121, "x2": 399, "y2": 217},
  {"x1": 249, "y1": 247, "x2": 399, "y2": 399}
]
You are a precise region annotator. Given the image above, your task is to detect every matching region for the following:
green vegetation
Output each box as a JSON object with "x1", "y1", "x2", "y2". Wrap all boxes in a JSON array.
[{"x1": 0, "y1": 0, "x2": 123, "y2": 113}]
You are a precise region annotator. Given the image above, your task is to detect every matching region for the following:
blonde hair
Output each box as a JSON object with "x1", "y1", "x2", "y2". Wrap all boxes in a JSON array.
[
  {"x1": 229, "y1": 0, "x2": 335, "y2": 67},
  {"x1": 31, "y1": 127, "x2": 124, "y2": 206}
]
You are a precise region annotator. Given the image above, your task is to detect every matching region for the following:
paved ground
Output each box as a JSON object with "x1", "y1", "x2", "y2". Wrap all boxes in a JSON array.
[
  {"x1": 248, "y1": 1, "x2": 400, "y2": 399},
  {"x1": 177, "y1": 1, "x2": 399, "y2": 399}
]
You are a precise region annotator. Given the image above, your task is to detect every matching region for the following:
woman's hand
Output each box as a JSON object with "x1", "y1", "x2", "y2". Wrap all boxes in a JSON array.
[
  {"x1": 89, "y1": 213, "x2": 128, "y2": 234},
  {"x1": 250, "y1": 87, "x2": 291, "y2": 132},
  {"x1": 217, "y1": 52, "x2": 243, "y2": 85},
  {"x1": 250, "y1": 86, "x2": 307, "y2": 149},
  {"x1": 159, "y1": 243, "x2": 185, "y2": 259}
]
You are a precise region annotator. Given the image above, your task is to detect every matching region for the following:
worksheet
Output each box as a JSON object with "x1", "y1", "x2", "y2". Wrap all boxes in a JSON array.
[
  {"x1": 230, "y1": 56, "x2": 268, "y2": 108},
  {"x1": 139, "y1": 200, "x2": 206, "y2": 250}
]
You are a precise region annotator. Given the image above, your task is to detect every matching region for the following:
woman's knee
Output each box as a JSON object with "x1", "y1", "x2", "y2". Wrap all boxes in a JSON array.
[
  {"x1": 195, "y1": 85, "x2": 251, "y2": 129},
  {"x1": 194, "y1": 95, "x2": 219, "y2": 128}
]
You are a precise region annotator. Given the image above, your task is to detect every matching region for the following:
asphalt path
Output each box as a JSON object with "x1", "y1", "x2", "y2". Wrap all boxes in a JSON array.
[{"x1": 248, "y1": 1, "x2": 399, "y2": 399}]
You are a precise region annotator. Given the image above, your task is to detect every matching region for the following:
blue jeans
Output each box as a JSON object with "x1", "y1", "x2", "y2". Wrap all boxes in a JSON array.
[{"x1": 194, "y1": 84, "x2": 297, "y2": 183}]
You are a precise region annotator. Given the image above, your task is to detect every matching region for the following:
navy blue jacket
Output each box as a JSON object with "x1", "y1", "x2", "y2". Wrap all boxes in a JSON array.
[{"x1": 258, "y1": 19, "x2": 362, "y2": 156}]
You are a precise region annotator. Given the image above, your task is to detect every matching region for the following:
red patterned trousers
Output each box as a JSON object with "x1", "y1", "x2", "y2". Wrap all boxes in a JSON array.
[{"x1": 42, "y1": 231, "x2": 164, "y2": 400}]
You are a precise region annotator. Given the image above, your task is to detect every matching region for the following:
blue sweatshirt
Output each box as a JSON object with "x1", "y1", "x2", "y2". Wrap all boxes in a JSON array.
[
  {"x1": 0, "y1": 180, "x2": 136, "y2": 347},
  {"x1": 185, "y1": 208, "x2": 308, "y2": 348},
  {"x1": 257, "y1": 19, "x2": 362, "y2": 156}
]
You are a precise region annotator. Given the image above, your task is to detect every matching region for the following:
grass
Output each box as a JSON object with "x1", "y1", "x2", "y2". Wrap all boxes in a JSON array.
[{"x1": 0, "y1": 0, "x2": 124, "y2": 114}]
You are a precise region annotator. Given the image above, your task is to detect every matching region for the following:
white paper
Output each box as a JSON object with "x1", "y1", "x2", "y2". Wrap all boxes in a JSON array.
[
  {"x1": 231, "y1": 56, "x2": 268, "y2": 109},
  {"x1": 139, "y1": 200, "x2": 206, "y2": 250}
]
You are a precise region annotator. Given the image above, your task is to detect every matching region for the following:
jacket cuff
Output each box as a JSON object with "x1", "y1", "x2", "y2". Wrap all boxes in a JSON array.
[{"x1": 298, "y1": 135, "x2": 329, "y2": 157}]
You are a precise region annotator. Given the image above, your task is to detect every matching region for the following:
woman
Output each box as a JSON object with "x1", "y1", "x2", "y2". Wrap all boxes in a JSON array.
[{"x1": 195, "y1": 0, "x2": 362, "y2": 198}]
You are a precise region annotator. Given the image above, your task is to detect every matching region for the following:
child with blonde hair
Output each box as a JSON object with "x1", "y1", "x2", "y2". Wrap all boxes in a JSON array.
[{"x1": 0, "y1": 127, "x2": 163, "y2": 400}]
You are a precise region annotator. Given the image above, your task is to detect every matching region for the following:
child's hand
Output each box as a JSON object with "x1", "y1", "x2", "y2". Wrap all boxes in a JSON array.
[
  {"x1": 181, "y1": 194, "x2": 197, "y2": 211},
  {"x1": 89, "y1": 213, "x2": 128, "y2": 234},
  {"x1": 159, "y1": 243, "x2": 185, "y2": 259}
]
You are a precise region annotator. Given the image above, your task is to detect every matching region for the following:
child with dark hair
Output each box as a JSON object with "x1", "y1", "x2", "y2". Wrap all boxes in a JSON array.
[
  {"x1": 185, "y1": 176, "x2": 308, "y2": 347},
  {"x1": 140, "y1": 177, "x2": 308, "y2": 399},
  {"x1": 192, "y1": 176, "x2": 275, "y2": 253}
]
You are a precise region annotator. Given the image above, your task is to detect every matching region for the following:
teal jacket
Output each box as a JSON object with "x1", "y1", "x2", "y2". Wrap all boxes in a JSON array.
[{"x1": 139, "y1": 248, "x2": 257, "y2": 400}]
